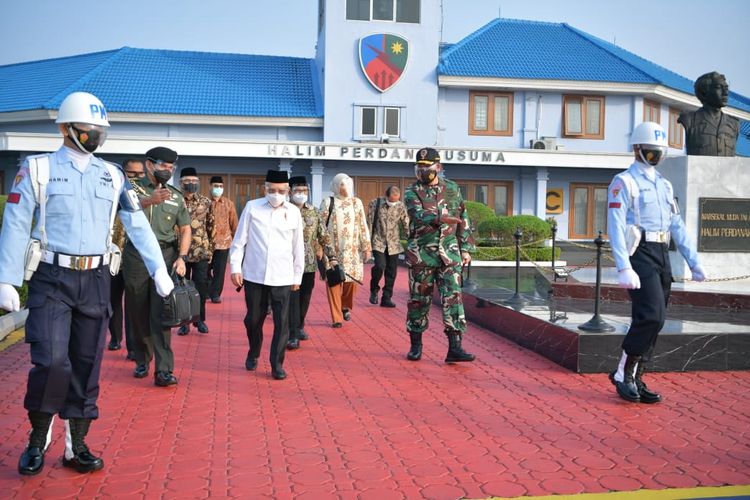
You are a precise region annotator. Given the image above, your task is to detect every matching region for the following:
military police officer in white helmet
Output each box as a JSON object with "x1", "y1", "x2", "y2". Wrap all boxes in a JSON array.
[
  {"x1": 607, "y1": 121, "x2": 707, "y2": 404},
  {"x1": 0, "y1": 92, "x2": 173, "y2": 475}
]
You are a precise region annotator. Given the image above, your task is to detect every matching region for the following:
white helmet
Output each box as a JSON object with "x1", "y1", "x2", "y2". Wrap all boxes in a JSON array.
[
  {"x1": 55, "y1": 92, "x2": 109, "y2": 153},
  {"x1": 55, "y1": 92, "x2": 110, "y2": 127},
  {"x1": 630, "y1": 121, "x2": 668, "y2": 166}
]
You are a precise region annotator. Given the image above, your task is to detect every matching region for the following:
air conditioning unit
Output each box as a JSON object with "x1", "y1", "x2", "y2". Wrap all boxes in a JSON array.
[{"x1": 530, "y1": 137, "x2": 557, "y2": 150}]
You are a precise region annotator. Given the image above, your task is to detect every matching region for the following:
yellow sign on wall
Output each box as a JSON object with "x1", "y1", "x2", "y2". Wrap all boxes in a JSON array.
[{"x1": 546, "y1": 188, "x2": 564, "y2": 214}]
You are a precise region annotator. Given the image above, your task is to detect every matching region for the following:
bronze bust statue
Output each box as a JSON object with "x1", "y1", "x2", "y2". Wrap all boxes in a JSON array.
[{"x1": 678, "y1": 72, "x2": 739, "y2": 156}]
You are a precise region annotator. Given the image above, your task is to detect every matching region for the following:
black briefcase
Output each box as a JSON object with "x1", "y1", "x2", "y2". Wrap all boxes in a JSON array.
[
  {"x1": 325, "y1": 264, "x2": 346, "y2": 287},
  {"x1": 161, "y1": 274, "x2": 201, "y2": 328}
]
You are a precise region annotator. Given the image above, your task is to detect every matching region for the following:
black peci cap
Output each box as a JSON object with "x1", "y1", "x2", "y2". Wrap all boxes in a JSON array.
[
  {"x1": 146, "y1": 146, "x2": 178, "y2": 164},
  {"x1": 289, "y1": 176, "x2": 307, "y2": 187},
  {"x1": 179, "y1": 167, "x2": 197, "y2": 178},
  {"x1": 210, "y1": 176, "x2": 223, "y2": 184},
  {"x1": 265, "y1": 169, "x2": 289, "y2": 183}
]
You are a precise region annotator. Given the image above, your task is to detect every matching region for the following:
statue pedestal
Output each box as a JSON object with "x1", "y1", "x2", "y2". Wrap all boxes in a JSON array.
[{"x1": 660, "y1": 156, "x2": 750, "y2": 282}]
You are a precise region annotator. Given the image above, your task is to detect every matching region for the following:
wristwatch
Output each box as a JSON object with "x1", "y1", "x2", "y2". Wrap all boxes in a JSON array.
[{"x1": 179, "y1": 255, "x2": 189, "y2": 262}]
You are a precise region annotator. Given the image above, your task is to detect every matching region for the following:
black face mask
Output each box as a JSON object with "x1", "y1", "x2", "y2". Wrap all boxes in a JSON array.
[
  {"x1": 182, "y1": 183, "x2": 199, "y2": 193},
  {"x1": 67, "y1": 123, "x2": 107, "y2": 153},
  {"x1": 153, "y1": 168, "x2": 172, "y2": 186},
  {"x1": 415, "y1": 166, "x2": 438, "y2": 184}
]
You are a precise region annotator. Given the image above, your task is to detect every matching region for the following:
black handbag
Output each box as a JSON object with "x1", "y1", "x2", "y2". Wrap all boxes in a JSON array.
[
  {"x1": 161, "y1": 272, "x2": 201, "y2": 328},
  {"x1": 325, "y1": 264, "x2": 346, "y2": 287}
]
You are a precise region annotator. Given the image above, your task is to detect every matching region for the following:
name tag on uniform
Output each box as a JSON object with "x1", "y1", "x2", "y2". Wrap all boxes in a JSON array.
[{"x1": 164, "y1": 200, "x2": 178, "y2": 206}]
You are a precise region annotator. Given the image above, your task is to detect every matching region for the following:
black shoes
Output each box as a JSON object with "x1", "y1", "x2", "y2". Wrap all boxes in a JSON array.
[
  {"x1": 611, "y1": 353, "x2": 642, "y2": 402},
  {"x1": 635, "y1": 371, "x2": 662, "y2": 404},
  {"x1": 210, "y1": 297, "x2": 222, "y2": 304},
  {"x1": 177, "y1": 324, "x2": 190, "y2": 336},
  {"x1": 369, "y1": 291, "x2": 378, "y2": 305},
  {"x1": 343, "y1": 309, "x2": 351, "y2": 321},
  {"x1": 287, "y1": 339, "x2": 300, "y2": 350},
  {"x1": 126, "y1": 351, "x2": 135, "y2": 361},
  {"x1": 272, "y1": 368, "x2": 287, "y2": 380},
  {"x1": 610, "y1": 362, "x2": 662, "y2": 404},
  {"x1": 194, "y1": 321, "x2": 209, "y2": 334},
  {"x1": 380, "y1": 298, "x2": 396, "y2": 308},
  {"x1": 154, "y1": 371, "x2": 178, "y2": 387},
  {"x1": 298, "y1": 329, "x2": 309, "y2": 341},
  {"x1": 18, "y1": 446, "x2": 45, "y2": 476},
  {"x1": 18, "y1": 411, "x2": 53, "y2": 476},
  {"x1": 133, "y1": 364, "x2": 149, "y2": 378},
  {"x1": 332, "y1": 322, "x2": 342, "y2": 328},
  {"x1": 63, "y1": 418, "x2": 104, "y2": 473},
  {"x1": 107, "y1": 340, "x2": 121, "y2": 351},
  {"x1": 445, "y1": 333, "x2": 476, "y2": 363},
  {"x1": 63, "y1": 449, "x2": 104, "y2": 473},
  {"x1": 245, "y1": 353, "x2": 258, "y2": 371},
  {"x1": 407, "y1": 332, "x2": 422, "y2": 361}
]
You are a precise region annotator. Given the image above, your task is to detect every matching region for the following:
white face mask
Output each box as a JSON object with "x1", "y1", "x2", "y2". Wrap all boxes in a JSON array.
[
  {"x1": 211, "y1": 187, "x2": 223, "y2": 198},
  {"x1": 292, "y1": 193, "x2": 308, "y2": 205},
  {"x1": 266, "y1": 192, "x2": 285, "y2": 207},
  {"x1": 386, "y1": 200, "x2": 398, "y2": 207}
]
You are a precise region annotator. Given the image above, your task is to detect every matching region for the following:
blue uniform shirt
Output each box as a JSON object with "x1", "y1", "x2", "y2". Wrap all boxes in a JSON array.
[
  {"x1": 0, "y1": 147, "x2": 166, "y2": 286},
  {"x1": 607, "y1": 161, "x2": 699, "y2": 272}
]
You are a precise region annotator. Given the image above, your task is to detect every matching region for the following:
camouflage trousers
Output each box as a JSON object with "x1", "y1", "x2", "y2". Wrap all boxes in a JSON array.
[{"x1": 406, "y1": 264, "x2": 467, "y2": 335}]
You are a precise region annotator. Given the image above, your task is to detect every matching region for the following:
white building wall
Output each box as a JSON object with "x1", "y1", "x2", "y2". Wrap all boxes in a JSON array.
[{"x1": 317, "y1": 1, "x2": 442, "y2": 146}]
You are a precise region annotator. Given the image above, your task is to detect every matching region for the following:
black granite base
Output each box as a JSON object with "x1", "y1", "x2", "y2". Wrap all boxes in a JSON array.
[{"x1": 461, "y1": 288, "x2": 750, "y2": 373}]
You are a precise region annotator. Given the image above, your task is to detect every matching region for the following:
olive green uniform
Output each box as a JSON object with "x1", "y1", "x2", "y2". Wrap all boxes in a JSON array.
[{"x1": 123, "y1": 179, "x2": 190, "y2": 374}]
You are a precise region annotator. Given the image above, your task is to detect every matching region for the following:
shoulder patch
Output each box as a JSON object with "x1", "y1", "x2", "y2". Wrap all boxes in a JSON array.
[
  {"x1": 610, "y1": 179, "x2": 624, "y2": 198},
  {"x1": 14, "y1": 167, "x2": 29, "y2": 187},
  {"x1": 7, "y1": 192, "x2": 21, "y2": 204}
]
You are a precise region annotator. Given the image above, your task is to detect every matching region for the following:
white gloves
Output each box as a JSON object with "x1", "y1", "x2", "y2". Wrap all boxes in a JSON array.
[
  {"x1": 0, "y1": 283, "x2": 21, "y2": 312},
  {"x1": 691, "y1": 264, "x2": 707, "y2": 282},
  {"x1": 618, "y1": 269, "x2": 641, "y2": 289},
  {"x1": 153, "y1": 267, "x2": 175, "y2": 298}
]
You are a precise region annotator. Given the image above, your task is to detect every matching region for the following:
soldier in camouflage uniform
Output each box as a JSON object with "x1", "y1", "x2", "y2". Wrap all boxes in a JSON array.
[
  {"x1": 404, "y1": 147, "x2": 476, "y2": 363},
  {"x1": 177, "y1": 167, "x2": 214, "y2": 335}
]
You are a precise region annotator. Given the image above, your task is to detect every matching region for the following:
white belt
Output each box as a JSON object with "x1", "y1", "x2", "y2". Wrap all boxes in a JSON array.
[
  {"x1": 643, "y1": 231, "x2": 670, "y2": 244},
  {"x1": 41, "y1": 250, "x2": 110, "y2": 271}
]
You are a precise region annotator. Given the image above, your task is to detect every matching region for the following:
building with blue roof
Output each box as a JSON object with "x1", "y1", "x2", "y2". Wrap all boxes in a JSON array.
[{"x1": 1, "y1": 1, "x2": 748, "y2": 243}]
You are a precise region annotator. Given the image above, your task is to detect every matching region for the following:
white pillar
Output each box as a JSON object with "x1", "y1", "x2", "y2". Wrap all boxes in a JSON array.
[
  {"x1": 311, "y1": 161, "x2": 324, "y2": 207},
  {"x1": 535, "y1": 167, "x2": 549, "y2": 219}
]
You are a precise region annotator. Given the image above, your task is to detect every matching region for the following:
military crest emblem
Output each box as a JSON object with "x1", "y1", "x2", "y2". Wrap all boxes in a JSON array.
[{"x1": 359, "y1": 33, "x2": 409, "y2": 92}]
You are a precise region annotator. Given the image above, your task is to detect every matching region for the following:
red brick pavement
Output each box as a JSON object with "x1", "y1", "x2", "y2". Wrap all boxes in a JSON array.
[{"x1": 1, "y1": 266, "x2": 749, "y2": 499}]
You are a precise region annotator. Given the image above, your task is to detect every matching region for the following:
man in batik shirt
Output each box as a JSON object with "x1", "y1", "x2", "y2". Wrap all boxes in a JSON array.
[{"x1": 287, "y1": 176, "x2": 337, "y2": 349}]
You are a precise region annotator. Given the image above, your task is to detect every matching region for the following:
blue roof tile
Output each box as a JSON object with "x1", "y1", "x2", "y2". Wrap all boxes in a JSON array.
[
  {"x1": 0, "y1": 47, "x2": 322, "y2": 118},
  {"x1": 738, "y1": 120, "x2": 750, "y2": 157},
  {"x1": 440, "y1": 18, "x2": 750, "y2": 114}
]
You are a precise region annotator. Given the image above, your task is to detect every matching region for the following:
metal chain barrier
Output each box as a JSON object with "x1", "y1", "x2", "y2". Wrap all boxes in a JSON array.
[{"x1": 506, "y1": 238, "x2": 750, "y2": 284}]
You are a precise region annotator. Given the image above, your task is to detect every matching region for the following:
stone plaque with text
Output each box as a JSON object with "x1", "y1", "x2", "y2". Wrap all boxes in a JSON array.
[{"x1": 698, "y1": 198, "x2": 750, "y2": 252}]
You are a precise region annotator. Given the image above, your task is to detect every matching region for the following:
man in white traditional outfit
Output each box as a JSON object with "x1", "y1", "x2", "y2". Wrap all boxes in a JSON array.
[
  {"x1": 230, "y1": 170, "x2": 304, "y2": 380},
  {"x1": 320, "y1": 173, "x2": 372, "y2": 328}
]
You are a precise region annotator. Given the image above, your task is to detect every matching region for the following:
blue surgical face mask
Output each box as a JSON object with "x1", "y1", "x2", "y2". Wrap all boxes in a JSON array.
[{"x1": 211, "y1": 187, "x2": 223, "y2": 198}]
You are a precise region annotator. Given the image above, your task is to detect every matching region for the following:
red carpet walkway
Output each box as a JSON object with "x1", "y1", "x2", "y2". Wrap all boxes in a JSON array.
[{"x1": 1, "y1": 266, "x2": 749, "y2": 499}]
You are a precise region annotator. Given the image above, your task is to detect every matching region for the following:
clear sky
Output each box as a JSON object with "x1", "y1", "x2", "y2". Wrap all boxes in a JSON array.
[{"x1": 1, "y1": 0, "x2": 749, "y2": 96}]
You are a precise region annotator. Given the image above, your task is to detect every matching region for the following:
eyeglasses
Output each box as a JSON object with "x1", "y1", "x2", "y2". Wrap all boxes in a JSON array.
[
  {"x1": 125, "y1": 171, "x2": 146, "y2": 178},
  {"x1": 266, "y1": 188, "x2": 289, "y2": 195}
]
